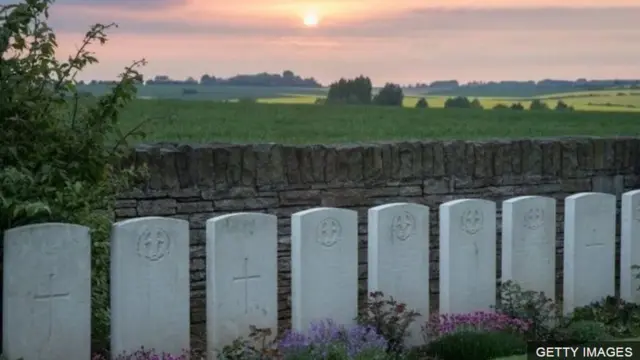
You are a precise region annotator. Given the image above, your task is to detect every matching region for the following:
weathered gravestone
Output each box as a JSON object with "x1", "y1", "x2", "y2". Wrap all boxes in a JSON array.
[
  {"x1": 206, "y1": 213, "x2": 278, "y2": 355},
  {"x1": 110, "y1": 217, "x2": 190, "y2": 356},
  {"x1": 621, "y1": 190, "x2": 640, "y2": 303},
  {"x1": 368, "y1": 203, "x2": 429, "y2": 345},
  {"x1": 563, "y1": 192, "x2": 616, "y2": 314},
  {"x1": 291, "y1": 207, "x2": 358, "y2": 331},
  {"x1": 3, "y1": 223, "x2": 91, "y2": 360},
  {"x1": 502, "y1": 196, "x2": 556, "y2": 299},
  {"x1": 439, "y1": 199, "x2": 496, "y2": 314}
]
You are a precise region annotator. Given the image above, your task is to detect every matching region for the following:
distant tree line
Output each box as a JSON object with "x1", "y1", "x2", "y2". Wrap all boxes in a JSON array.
[
  {"x1": 83, "y1": 70, "x2": 321, "y2": 88},
  {"x1": 79, "y1": 72, "x2": 640, "y2": 96},
  {"x1": 321, "y1": 76, "x2": 575, "y2": 112},
  {"x1": 408, "y1": 78, "x2": 640, "y2": 97}
]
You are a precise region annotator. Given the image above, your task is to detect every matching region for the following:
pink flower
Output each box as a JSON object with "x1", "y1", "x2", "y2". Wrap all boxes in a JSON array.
[{"x1": 424, "y1": 310, "x2": 530, "y2": 340}]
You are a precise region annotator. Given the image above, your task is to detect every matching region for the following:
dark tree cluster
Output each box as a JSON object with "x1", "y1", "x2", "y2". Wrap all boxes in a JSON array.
[
  {"x1": 373, "y1": 83, "x2": 404, "y2": 106},
  {"x1": 444, "y1": 96, "x2": 483, "y2": 109},
  {"x1": 492, "y1": 103, "x2": 525, "y2": 110},
  {"x1": 326, "y1": 76, "x2": 373, "y2": 104},
  {"x1": 493, "y1": 100, "x2": 574, "y2": 111},
  {"x1": 326, "y1": 77, "x2": 405, "y2": 107}
]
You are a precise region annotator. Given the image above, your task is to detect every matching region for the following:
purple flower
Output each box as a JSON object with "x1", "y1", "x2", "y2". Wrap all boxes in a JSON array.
[
  {"x1": 424, "y1": 310, "x2": 530, "y2": 340},
  {"x1": 96, "y1": 347, "x2": 190, "y2": 360},
  {"x1": 278, "y1": 319, "x2": 388, "y2": 359}
]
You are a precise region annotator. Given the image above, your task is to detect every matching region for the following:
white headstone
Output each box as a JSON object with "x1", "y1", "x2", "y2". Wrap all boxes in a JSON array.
[
  {"x1": 3, "y1": 223, "x2": 91, "y2": 360},
  {"x1": 439, "y1": 199, "x2": 496, "y2": 314},
  {"x1": 502, "y1": 196, "x2": 556, "y2": 299},
  {"x1": 563, "y1": 192, "x2": 616, "y2": 314},
  {"x1": 621, "y1": 190, "x2": 640, "y2": 303},
  {"x1": 291, "y1": 207, "x2": 358, "y2": 331},
  {"x1": 110, "y1": 217, "x2": 190, "y2": 356},
  {"x1": 206, "y1": 213, "x2": 278, "y2": 354},
  {"x1": 368, "y1": 203, "x2": 429, "y2": 346}
]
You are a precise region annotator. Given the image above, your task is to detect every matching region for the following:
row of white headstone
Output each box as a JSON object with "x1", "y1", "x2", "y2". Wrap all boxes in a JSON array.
[{"x1": 3, "y1": 191, "x2": 640, "y2": 360}]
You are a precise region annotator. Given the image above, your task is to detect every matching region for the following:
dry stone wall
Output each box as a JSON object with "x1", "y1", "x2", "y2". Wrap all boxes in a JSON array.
[{"x1": 114, "y1": 137, "x2": 640, "y2": 333}]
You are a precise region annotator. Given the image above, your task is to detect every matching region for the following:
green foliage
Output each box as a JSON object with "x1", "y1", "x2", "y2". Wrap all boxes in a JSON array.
[
  {"x1": 415, "y1": 97, "x2": 428, "y2": 108},
  {"x1": 551, "y1": 320, "x2": 612, "y2": 345},
  {"x1": 355, "y1": 291, "x2": 421, "y2": 356},
  {"x1": 470, "y1": 98, "x2": 483, "y2": 109},
  {"x1": 510, "y1": 102, "x2": 525, "y2": 110},
  {"x1": 217, "y1": 326, "x2": 277, "y2": 360},
  {"x1": 373, "y1": 83, "x2": 404, "y2": 107},
  {"x1": 555, "y1": 100, "x2": 574, "y2": 111},
  {"x1": 529, "y1": 99, "x2": 549, "y2": 110},
  {"x1": 326, "y1": 76, "x2": 372, "y2": 105},
  {"x1": 0, "y1": 0, "x2": 147, "y2": 353},
  {"x1": 443, "y1": 96, "x2": 478, "y2": 109},
  {"x1": 492, "y1": 103, "x2": 508, "y2": 110},
  {"x1": 568, "y1": 296, "x2": 640, "y2": 338},
  {"x1": 494, "y1": 281, "x2": 561, "y2": 341},
  {"x1": 425, "y1": 330, "x2": 526, "y2": 360}
]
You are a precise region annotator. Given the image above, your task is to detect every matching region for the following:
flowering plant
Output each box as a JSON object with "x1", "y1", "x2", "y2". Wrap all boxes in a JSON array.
[
  {"x1": 278, "y1": 319, "x2": 389, "y2": 359},
  {"x1": 423, "y1": 310, "x2": 530, "y2": 341},
  {"x1": 93, "y1": 347, "x2": 190, "y2": 360}
]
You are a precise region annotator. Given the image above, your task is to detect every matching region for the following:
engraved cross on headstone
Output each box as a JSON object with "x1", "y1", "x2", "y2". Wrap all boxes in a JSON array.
[
  {"x1": 232, "y1": 257, "x2": 260, "y2": 314},
  {"x1": 586, "y1": 226, "x2": 605, "y2": 248},
  {"x1": 34, "y1": 273, "x2": 70, "y2": 351}
]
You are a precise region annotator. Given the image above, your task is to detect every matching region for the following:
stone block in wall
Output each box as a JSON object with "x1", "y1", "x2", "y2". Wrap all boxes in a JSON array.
[
  {"x1": 137, "y1": 199, "x2": 177, "y2": 216},
  {"x1": 392, "y1": 142, "x2": 423, "y2": 181},
  {"x1": 593, "y1": 138, "x2": 615, "y2": 172},
  {"x1": 255, "y1": 144, "x2": 286, "y2": 190}
]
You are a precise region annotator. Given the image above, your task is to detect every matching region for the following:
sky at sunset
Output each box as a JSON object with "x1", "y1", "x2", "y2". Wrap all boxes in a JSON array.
[{"x1": 7, "y1": 0, "x2": 640, "y2": 85}]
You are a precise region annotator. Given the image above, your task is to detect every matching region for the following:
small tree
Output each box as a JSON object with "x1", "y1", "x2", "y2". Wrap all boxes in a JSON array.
[
  {"x1": 510, "y1": 102, "x2": 525, "y2": 110},
  {"x1": 493, "y1": 104, "x2": 509, "y2": 110},
  {"x1": 470, "y1": 98, "x2": 483, "y2": 109},
  {"x1": 444, "y1": 96, "x2": 472, "y2": 109},
  {"x1": 0, "y1": 0, "x2": 147, "y2": 353},
  {"x1": 555, "y1": 100, "x2": 574, "y2": 111},
  {"x1": 415, "y1": 97, "x2": 429, "y2": 108},
  {"x1": 373, "y1": 83, "x2": 404, "y2": 106},
  {"x1": 529, "y1": 99, "x2": 549, "y2": 110}
]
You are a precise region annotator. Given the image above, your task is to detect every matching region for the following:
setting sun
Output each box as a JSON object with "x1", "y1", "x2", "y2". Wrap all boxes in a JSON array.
[{"x1": 303, "y1": 13, "x2": 319, "y2": 27}]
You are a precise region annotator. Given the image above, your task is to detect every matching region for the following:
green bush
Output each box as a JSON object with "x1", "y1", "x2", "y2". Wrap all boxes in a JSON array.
[
  {"x1": 494, "y1": 281, "x2": 561, "y2": 341},
  {"x1": 425, "y1": 330, "x2": 526, "y2": 360},
  {"x1": 551, "y1": 320, "x2": 612, "y2": 345},
  {"x1": 568, "y1": 296, "x2": 640, "y2": 338},
  {"x1": 415, "y1": 98, "x2": 428, "y2": 108},
  {"x1": 0, "y1": 0, "x2": 147, "y2": 354}
]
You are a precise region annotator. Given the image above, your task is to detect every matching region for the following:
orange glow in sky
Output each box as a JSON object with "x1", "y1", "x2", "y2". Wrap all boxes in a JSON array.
[{"x1": 43, "y1": 0, "x2": 640, "y2": 84}]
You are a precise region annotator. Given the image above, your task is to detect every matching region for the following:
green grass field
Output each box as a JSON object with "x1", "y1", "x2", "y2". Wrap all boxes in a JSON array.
[{"x1": 113, "y1": 100, "x2": 640, "y2": 144}]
